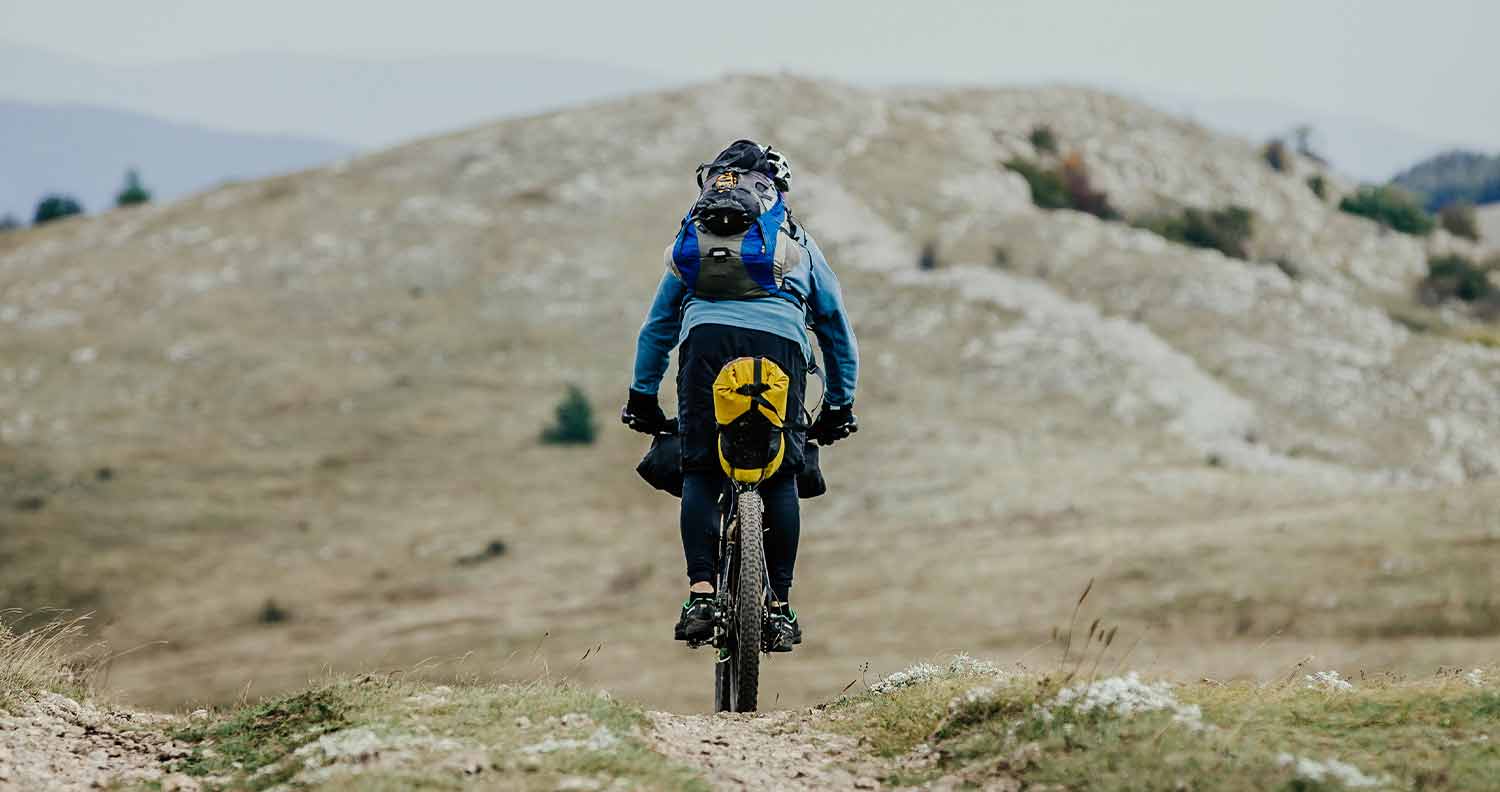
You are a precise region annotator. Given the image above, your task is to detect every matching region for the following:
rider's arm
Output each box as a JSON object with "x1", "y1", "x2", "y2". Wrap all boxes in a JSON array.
[
  {"x1": 805, "y1": 235, "x2": 859, "y2": 407},
  {"x1": 631, "y1": 266, "x2": 688, "y2": 396}
]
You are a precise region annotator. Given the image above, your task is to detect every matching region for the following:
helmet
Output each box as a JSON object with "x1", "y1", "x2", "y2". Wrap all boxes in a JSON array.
[{"x1": 762, "y1": 145, "x2": 792, "y2": 192}]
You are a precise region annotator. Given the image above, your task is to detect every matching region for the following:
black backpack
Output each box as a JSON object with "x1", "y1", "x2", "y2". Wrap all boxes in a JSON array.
[{"x1": 691, "y1": 140, "x2": 779, "y2": 236}]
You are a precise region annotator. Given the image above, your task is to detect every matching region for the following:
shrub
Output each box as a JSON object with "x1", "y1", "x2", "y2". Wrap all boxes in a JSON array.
[
  {"x1": 1059, "y1": 153, "x2": 1118, "y2": 220},
  {"x1": 1136, "y1": 206, "x2": 1255, "y2": 259},
  {"x1": 1005, "y1": 159, "x2": 1069, "y2": 210},
  {"x1": 1262, "y1": 139, "x2": 1290, "y2": 173},
  {"x1": 541, "y1": 385, "x2": 597, "y2": 445},
  {"x1": 1029, "y1": 125, "x2": 1058, "y2": 154},
  {"x1": 918, "y1": 241, "x2": 939, "y2": 271},
  {"x1": 1439, "y1": 202, "x2": 1480, "y2": 241},
  {"x1": 115, "y1": 169, "x2": 151, "y2": 207},
  {"x1": 259, "y1": 599, "x2": 290, "y2": 624},
  {"x1": 1422, "y1": 255, "x2": 1495, "y2": 304},
  {"x1": 1306, "y1": 174, "x2": 1327, "y2": 200},
  {"x1": 1339, "y1": 186, "x2": 1434, "y2": 235},
  {"x1": 32, "y1": 194, "x2": 83, "y2": 226},
  {"x1": 1291, "y1": 125, "x2": 1327, "y2": 165}
]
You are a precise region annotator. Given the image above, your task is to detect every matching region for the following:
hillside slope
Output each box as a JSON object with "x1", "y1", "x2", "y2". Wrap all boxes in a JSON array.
[{"x1": 1, "y1": 76, "x2": 1497, "y2": 714}]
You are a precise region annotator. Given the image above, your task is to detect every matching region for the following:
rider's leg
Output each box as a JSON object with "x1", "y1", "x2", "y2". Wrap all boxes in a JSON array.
[
  {"x1": 760, "y1": 473, "x2": 800, "y2": 603},
  {"x1": 680, "y1": 470, "x2": 723, "y2": 592}
]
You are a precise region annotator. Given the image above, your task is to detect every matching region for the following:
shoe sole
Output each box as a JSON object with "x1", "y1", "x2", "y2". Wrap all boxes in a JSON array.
[{"x1": 676, "y1": 618, "x2": 715, "y2": 644}]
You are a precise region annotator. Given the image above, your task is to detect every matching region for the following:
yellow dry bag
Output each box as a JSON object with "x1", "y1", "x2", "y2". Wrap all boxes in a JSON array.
[{"x1": 712, "y1": 356, "x2": 790, "y2": 483}]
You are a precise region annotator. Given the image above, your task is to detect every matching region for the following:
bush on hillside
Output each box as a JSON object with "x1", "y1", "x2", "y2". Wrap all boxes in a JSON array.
[
  {"x1": 115, "y1": 169, "x2": 152, "y2": 207},
  {"x1": 1005, "y1": 158, "x2": 1069, "y2": 210},
  {"x1": 1306, "y1": 174, "x2": 1327, "y2": 200},
  {"x1": 1421, "y1": 254, "x2": 1495, "y2": 305},
  {"x1": 1029, "y1": 125, "x2": 1058, "y2": 154},
  {"x1": 540, "y1": 385, "x2": 597, "y2": 445},
  {"x1": 33, "y1": 194, "x2": 83, "y2": 226},
  {"x1": 1291, "y1": 124, "x2": 1328, "y2": 165},
  {"x1": 1438, "y1": 202, "x2": 1480, "y2": 241},
  {"x1": 1339, "y1": 186, "x2": 1434, "y2": 235},
  {"x1": 1059, "y1": 153, "x2": 1119, "y2": 220},
  {"x1": 1262, "y1": 139, "x2": 1290, "y2": 173},
  {"x1": 1005, "y1": 155, "x2": 1117, "y2": 220},
  {"x1": 918, "y1": 241, "x2": 939, "y2": 271},
  {"x1": 1136, "y1": 206, "x2": 1255, "y2": 259}
]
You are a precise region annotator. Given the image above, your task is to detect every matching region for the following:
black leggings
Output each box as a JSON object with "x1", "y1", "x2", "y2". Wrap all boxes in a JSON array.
[{"x1": 682, "y1": 470, "x2": 800, "y2": 602}]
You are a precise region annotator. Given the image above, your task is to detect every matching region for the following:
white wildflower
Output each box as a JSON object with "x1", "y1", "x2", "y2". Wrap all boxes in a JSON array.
[
  {"x1": 947, "y1": 654, "x2": 1004, "y2": 676},
  {"x1": 1465, "y1": 669, "x2": 1484, "y2": 688},
  {"x1": 1304, "y1": 670, "x2": 1355, "y2": 692},
  {"x1": 870, "y1": 655, "x2": 1007, "y2": 696},
  {"x1": 870, "y1": 663, "x2": 943, "y2": 694},
  {"x1": 1276, "y1": 753, "x2": 1386, "y2": 788},
  {"x1": 1047, "y1": 672, "x2": 1207, "y2": 731}
]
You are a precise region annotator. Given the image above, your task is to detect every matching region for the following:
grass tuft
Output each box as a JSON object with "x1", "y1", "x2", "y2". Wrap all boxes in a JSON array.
[
  {"x1": 828, "y1": 655, "x2": 1500, "y2": 791},
  {"x1": 0, "y1": 611, "x2": 94, "y2": 710}
]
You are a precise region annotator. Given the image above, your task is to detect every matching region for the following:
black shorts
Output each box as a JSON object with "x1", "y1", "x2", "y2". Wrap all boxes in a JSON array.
[{"x1": 676, "y1": 324, "x2": 807, "y2": 475}]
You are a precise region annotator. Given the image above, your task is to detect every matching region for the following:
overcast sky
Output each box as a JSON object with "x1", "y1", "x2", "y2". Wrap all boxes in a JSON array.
[{"x1": 4, "y1": 0, "x2": 1496, "y2": 144}]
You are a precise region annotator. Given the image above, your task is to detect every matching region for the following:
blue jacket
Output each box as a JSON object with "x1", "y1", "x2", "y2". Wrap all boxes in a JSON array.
[{"x1": 632, "y1": 228, "x2": 859, "y2": 407}]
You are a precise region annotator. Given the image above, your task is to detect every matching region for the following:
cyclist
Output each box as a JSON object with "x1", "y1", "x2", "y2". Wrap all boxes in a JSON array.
[{"x1": 622, "y1": 140, "x2": 859, "y2": 653}]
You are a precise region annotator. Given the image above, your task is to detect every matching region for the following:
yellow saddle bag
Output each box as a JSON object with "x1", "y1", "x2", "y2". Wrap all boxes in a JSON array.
[{"x1": 712, "y1": 356, "x2": 790, "y2": 483}]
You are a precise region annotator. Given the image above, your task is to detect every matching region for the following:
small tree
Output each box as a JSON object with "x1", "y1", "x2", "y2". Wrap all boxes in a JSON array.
[
  {"x1": 1005, "y1": 158, "x2": 1069, "y2": 210},
  {"x1": 1029, "y1": 125, "x2": 1058, "y2": 155},
  {"x1": 1136, "y1": 206, "x2": 1255, "y2": 259},
  {"x1": 1262, "y1": 139, "x2": 1290, "y2": 172},
  {"x1": 1439, "y1": 202, "x2": 1480, "y2": 241},
  {"x1": 115, "y1": 169, "x2": 152, "y2": 207},
  {"x1": 1291, "y1": 124, "x2": 1327, "y2": 164},
  {"x1": 1339, "y1": 186, "x2": 1434, "y2": 236},
  {"x1": 918, "y1": 241, "x2": 939, "y2": 271},
  {"x1": 33, "y1": 194, "x2": 83, "y2": 226},
  {"x1": 540, "y1": 385, "x2": 597, "y2": 445},
  {"x1": 1060, "y1": 153, "x2": 1118, "y2": 220},
  {"x1": 1421, "y1": 254, "x2": 1495, "y2": 306},
  {"x1": 1306, "y1": 174, "x2": 1327, "y2": 200}
]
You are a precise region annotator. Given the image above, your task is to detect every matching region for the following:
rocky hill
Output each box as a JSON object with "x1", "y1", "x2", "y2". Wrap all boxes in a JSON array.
[{"x1": 2, "y1": 76, "x2": 1497, "y2": 716}]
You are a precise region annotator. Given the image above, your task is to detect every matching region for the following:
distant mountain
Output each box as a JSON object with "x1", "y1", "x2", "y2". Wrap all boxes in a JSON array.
[
  {"x1": 1134, "y1": 91, "x2": 1477, "y2": 184},
  {"x1": 0, "y1": 42, "x2": 674, "y2": 148},
  {"x1": 0, "y1": 99, "x2": 353, "y2": 219},
  {"x1": 1390, "y1": 150, "x2": 1500, "y2": 211}
]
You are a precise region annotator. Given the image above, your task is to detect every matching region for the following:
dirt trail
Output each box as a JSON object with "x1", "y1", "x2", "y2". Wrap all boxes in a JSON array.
[
  {"x1": 0, "y1": 692, "x2": 190, "y2": 791},
  {"x1": 647, "y1": 709, "x2": 886, "y2": 791}
]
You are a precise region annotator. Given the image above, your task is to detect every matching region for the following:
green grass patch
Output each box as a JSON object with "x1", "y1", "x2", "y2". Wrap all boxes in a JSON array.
[
  {"x1": 166, "y1": 676, "x2": 707, "y2": 791},
  {"x1": 827, "y1": 658, "x2": 1500, "y2": 791},
  {"x1": 172, "y1": 688, "x2": 350, "y2": 789}
]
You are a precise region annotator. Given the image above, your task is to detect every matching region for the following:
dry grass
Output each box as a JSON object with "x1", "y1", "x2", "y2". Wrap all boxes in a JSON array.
[
  {"x1": 829, "y1": 656, "x2": 1500, "y2": 790},
  {"x1": 0, "y1": 611, "x2": 93, "y2": 709}
]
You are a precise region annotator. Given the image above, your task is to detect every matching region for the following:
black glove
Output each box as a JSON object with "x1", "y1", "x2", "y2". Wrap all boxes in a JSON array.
[
  {"x1": 621, "y1": 389, "x2": 670, "y2": 435},
  {"x1": 809, "y1": 403, "x2": 858, "y2": 445}
]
